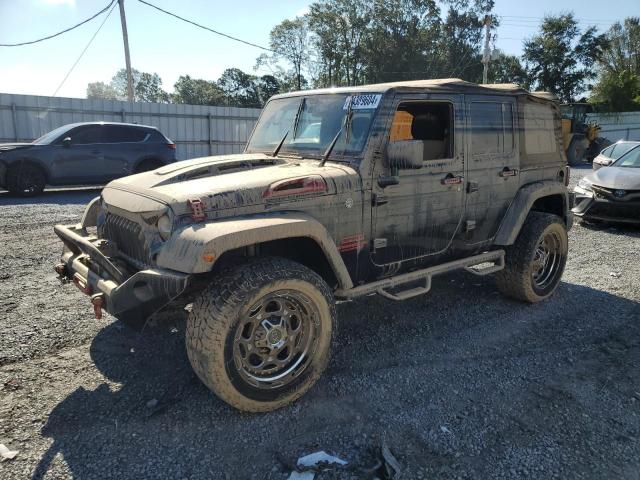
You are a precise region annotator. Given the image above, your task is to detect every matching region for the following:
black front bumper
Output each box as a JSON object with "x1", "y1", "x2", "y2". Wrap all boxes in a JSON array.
[
  {"x1": 572, "y1": 188, "x2": 640, "y2": 224},
  {"x1": 54, "y1": 224, "x2": 190, "y2": 325}
]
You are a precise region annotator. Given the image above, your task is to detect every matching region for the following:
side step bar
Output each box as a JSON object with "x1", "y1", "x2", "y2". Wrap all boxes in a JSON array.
[{"x1": 335, "y1": 250, "x2": 505, "y2": 301}]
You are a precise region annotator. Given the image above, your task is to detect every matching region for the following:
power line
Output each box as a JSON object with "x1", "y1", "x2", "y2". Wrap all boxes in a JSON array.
[
  {"x1": 52, "y1": 1, "x2": 117, "y2": 97},
  {"x1": 0, "y1": 0, "x2": 115, "y2": 47},
  {"x1": 137, "y1": 0, "x2": 273, "y2": 52}
]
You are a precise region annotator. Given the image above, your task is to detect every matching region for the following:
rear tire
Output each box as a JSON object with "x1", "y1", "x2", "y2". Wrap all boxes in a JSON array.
[
  {"x1": 496, "y1": 212, "x2": 568, "y2": 303},
  {"x1": 186, "y1": 257, "x2": 335, "y2": 412},
  {"x1": 6, "y1": 163, "x2": 46, "y2": 196},
  {"x1": 134, "y1": 159, "x2": 163, "y2": 174}
]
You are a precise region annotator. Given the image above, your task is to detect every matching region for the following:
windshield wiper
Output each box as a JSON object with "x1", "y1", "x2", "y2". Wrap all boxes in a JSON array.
[
  {"x1": 320, "y1": 96, "x2": 354, "y2": 167},
  {"x1": 271, "y1": 98, "x2": 306, "y2": 158},
  {"x1": 271, "y1": 130, "x2": 289, "y2": 157}
]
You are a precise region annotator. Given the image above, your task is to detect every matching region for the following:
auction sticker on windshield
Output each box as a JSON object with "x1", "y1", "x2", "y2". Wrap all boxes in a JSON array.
[{"x1": 344, "y1": 94, "x2": 382, "y2": 110}]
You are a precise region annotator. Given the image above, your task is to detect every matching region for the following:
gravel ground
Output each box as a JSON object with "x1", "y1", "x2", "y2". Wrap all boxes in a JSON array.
[{"x1": 1, "y1": 167, "x2": 639, "y2": 479}]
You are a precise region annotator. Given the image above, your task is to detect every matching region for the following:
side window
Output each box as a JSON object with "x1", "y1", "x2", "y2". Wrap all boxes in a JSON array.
[
  {"x1": 389, "y1": 102, "x2": 453, "y2": 160},
  {"x1": 71, "y1": 126, "x2": 103, "y2": 145},
  {"x1": 103, "y1": 126, "x2": 147, "y2": 144},
  {"x1": 600, "y1": 145, "x2": 615, "y2": 157},
  {"x1": 470, "y1": 101, "x2": 514, "y2": 157},
  {"x1": 523, "y1": 102, "x2": 557, "y2": 155}
]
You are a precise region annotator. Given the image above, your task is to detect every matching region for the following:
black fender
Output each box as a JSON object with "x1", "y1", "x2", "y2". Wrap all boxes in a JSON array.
[
  {"x1": 155, "y1": 211, "x2": 354, "y2": 290},
  {"x1": 494, "y1": 181, "x2": 572, "y2": 245}
]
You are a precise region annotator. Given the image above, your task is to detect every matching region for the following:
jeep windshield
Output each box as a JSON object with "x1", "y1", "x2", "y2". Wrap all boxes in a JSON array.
[{"x1": 245, "y1": 93, "x2": 380, "y2": 160}]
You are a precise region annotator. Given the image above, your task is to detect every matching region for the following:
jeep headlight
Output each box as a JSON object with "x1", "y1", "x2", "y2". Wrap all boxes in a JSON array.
[
  {"x1": 157, "y1": 214, "x2": 172, "y2": 240},
  {"x1": 577, "y1": 178, "x2": 592, "y2": 191}
]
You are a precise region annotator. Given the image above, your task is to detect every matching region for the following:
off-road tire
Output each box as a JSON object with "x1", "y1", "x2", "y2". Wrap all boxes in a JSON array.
[
  {"x1": 134, "y1": 159, "x2": 163, "y2": 174},
  {"x1": 496, "y1": 212, "x2": 568, "y2": 303},
  {"x1": 186, "y1": 257, "x2": 336, "y2": 412},
  {"x1": 6, "y1": 163, "x2": 46, "y2": 196}
]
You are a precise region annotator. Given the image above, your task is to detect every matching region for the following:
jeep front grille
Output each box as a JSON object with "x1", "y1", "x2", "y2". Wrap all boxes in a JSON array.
[{"x1": 100, "y1": 213, "x2": 150, "y2": 266}]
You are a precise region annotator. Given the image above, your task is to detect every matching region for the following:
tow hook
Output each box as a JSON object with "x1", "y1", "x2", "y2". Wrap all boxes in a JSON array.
[
  {"x1": 91, "y1": 294, "x2": 105, "y2": 320},
  {"x1": 54, "y1": 263, "x2": 67, "y2": 277}
]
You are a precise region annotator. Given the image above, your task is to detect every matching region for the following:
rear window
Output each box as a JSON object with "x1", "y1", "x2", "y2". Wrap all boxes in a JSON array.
[
  {"x1": 103, "y1": 126, "x2": 148, "y2": 143},
  {"x1": 146, "y1": 130, "x2": 167, "y2": 142},
  {"x1": 523, "y1": 103, "x2": 557, "y2": 155}
]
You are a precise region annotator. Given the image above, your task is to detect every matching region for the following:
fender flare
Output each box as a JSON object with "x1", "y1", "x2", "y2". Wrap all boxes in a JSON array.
[
  {"x1": 494, "y1": 181, "x2": 572, "y2": 245},
  {"x1": 155, "y1": 211, "x2": 354, "y2": 290}
]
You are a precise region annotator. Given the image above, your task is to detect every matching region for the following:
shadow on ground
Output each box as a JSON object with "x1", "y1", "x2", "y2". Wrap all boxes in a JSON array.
[
  {"x1": 32, "y1": 279, "x2": 640, "y2": 479},
  {"x1": 0, "y1": 188, "x2": 102, "y2": 206}
]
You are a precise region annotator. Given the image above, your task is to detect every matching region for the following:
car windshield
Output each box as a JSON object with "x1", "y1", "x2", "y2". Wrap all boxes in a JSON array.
[
  {"x1": 32, "y1": 125, "x2": 73, "y2": 145},
  {"x1": 245, "y1": 93, "x2": 380, "y2": 159},
  {"x1": 613, "y1": 145, "x2": 640, "y2": 167}
]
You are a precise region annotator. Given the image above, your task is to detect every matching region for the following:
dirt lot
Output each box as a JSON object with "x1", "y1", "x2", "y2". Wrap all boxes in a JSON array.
[{"x1": 1, "y1": 168, "x2": 639, "y2": 479}]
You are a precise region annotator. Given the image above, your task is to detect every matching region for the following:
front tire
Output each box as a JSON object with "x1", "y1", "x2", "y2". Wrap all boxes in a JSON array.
[
  {"x1": 496, "y1": 212, "x2": 568, "y2": 303},
  {"x1": 186, "y1": 257, "x2": 335, "y2": 412},
  {"x1": 6, "y1": 163, "x2": 46, "y2": 196}
]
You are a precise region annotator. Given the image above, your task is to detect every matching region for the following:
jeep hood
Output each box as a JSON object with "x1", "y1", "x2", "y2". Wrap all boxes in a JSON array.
[
  {"x1": 583, "y1": 166, "x2": 640, "y2": 190},
  {"x1": 102, "y1": 153, "x2": 359, "y2": 214}
]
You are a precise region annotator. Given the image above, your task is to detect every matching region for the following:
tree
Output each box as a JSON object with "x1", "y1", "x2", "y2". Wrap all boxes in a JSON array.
[
  {"x1": 523, "y1": 14, "x2": 607, "y2": 102},
  {"x1": 590, "y1": 17, "x2": 640, "y2": 111},
  {"x1": 171, "y1": 75, "x2": 226, "y2": 105},
  {"x1": 86, "y1": 81, "x2": 119, "y2": 100},
  {"x1": 87, "y1": 68, "x2": 169, "y2": 102},
  {"x1": 217, "y1": 68, "x2": 261, "y2": 107},
  {"x1": 488, "y1": 52, "x2": 529, "y2": 88},
  {"x1": 267, "y1": 17, "x2": 310, "y2": 90}
]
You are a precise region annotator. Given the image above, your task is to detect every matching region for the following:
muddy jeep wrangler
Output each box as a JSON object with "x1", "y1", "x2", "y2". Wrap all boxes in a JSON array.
[{"x1": 55, "y1": 79, "x2": 572, "y2": 412}]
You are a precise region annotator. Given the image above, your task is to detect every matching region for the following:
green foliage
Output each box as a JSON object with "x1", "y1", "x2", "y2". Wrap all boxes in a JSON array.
[
  {"x1": 523, "y1": 14, "x2": 607, "y2": 102},
  {"x1": 87, "y1": 68, "x2": 170, "y2": 103},
  {"x1": 86, "y1": 81, "x2": 119, "y2": 100},
  {"x1": 171, "y1": 75, "x2": 226, "y2": 105},
  {"x1": 590, "y1": 69, "x2": 640, "y2": 112},
  {"x1": 488, "y1": 53, "x2": 529, "y2": 88},
  {"x1": 590, "y1": 17, "x2": 640, "y2": 112}
]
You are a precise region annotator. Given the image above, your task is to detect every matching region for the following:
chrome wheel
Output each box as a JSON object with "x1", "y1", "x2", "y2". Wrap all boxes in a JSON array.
[
  {"x1": 233, "y1": 290, "x2": 319, "y2": 389},
  {"x1": 531, "y1": 231, "x2": 563, "y2": 289}
]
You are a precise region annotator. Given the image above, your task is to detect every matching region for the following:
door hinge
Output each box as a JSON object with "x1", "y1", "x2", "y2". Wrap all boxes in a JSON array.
[
  {"x1": 372, "y1": 193, "x2": 389, "y2": 206},
  {"x1": 465, "y1": 220, "x2": 476, "y2": 232},
  {"x1": 467, "y1": 181, "x2": 479, "y2": 193}
]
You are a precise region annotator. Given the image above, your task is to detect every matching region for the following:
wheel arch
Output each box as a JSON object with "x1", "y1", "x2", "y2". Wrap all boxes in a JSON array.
[
  {"x1": 155, "y1": 212, "x2": 354, "y2": 290},
  {"x1": 7, "y1": 157, "x2": 51, "y2": 182},
  {"x1": 494, "y1": 181, "x2": 572, "y2": 246},
  {"x1": 133, "y1": 156, "x2": 165, "y2": 173}
]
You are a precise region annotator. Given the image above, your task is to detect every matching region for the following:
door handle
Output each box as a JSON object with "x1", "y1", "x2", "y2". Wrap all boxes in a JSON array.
[
  {"x1": 499, "y1": 167, "x2": 518, "y2": 177},
  {"x1": 441, "y1": 173, "x2": 464, "y2": 185}
]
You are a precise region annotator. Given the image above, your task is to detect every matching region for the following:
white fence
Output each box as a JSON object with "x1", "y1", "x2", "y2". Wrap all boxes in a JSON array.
[
  {"x1": 586, "y1": 111, "x2": 640, "y2": 142},
  {"x1": 0, "y1": 93, "x2": 262, "y2": 160}
]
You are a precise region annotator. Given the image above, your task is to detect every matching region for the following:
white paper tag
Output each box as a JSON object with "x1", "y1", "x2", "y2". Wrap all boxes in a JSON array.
[{"x1": 344, "y1": 94, "x2": 382, "y2": 110}]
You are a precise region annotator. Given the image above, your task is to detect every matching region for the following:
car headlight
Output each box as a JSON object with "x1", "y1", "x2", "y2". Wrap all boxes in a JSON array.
[
  {"x1": 577, "y1": 179, "x2": 592, "y2": 191},
  {"x1": 157, "y1": 214, "x2": 173, "y2": 240}
]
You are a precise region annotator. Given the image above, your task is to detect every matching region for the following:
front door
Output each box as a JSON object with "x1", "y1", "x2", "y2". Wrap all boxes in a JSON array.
[
  {"x1": 370, "y1": 93, "x2": 465, "y2": 266},
  {"x1": 50, "y1": 125, "x2": 104, "y2": 184}
]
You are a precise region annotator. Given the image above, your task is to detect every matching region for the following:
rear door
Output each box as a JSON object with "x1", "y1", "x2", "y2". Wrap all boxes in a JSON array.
[
  {"x1": 370, "y1": 92, "x2": 465, "y2": 266},
  {"x1": 463, "y1": 95, "x2": 519, "y2": 244},
  {"x1": 101, "y1": 125, "x2": 148, "y2": 179},
  {"x1": 50, "y1": 125, "x2": 104, "y2": 184}
]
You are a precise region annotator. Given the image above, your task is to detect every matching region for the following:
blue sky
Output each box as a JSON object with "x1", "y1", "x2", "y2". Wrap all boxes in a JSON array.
[{"x1": 0, "y1": 0, "x2": 637, "y2": 99}]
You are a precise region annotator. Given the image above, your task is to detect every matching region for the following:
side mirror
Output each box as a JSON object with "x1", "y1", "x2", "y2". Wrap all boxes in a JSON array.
[
  {"x1": 62, "y1": 137, "x2": 72, "y2": 148},
  {"x1": 385, "y1": 140, "x2": 423, "y2": 170}
]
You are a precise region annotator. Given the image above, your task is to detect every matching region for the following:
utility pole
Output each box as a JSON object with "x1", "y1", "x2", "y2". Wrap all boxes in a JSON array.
[
  {"x1": 482, "y1": 15, "x2": 492, "y2": 84},
  {"x1": 118, "y1": 0, "x2": 134, "y2": 102}
]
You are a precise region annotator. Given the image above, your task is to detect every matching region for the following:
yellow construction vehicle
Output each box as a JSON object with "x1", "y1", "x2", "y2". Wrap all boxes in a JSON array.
[{"x1": 560, "y1": 103, "x2": 609, "y2": 166}]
